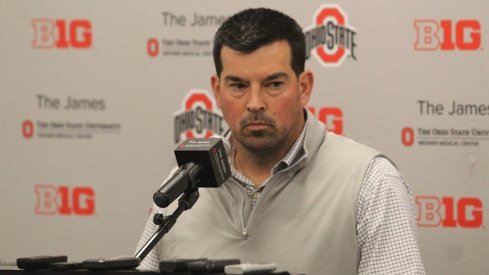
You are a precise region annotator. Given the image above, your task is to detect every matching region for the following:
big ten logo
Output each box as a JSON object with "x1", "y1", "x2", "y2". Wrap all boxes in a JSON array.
[
  {"x1": 416, "y1": 196, "x2": 484, "y2": 228},
  {"x1": 174, "y1": 90, "x2": 227, "y2": 143},
  {"x1": 22, "y1": 120, "x2": 35, "y2": 139},
  {"x1": 414, "y1": 19, "x2": 482, "y2": 51},
  {"x1": 35, "y1": 184, "x2": 95, "y2": 216},
  {"x1": 401, "y1": 127, "x2": 415, "y2": 147},
  {"x1": 308, "y1": 106, "x2": 343, "y2": 135},
  {"x1": 304, "y1": 4, "x2": 357, "y2": 67},
  {"x1": 32, "y1": 19, "x2": 92, "y2": 49}
]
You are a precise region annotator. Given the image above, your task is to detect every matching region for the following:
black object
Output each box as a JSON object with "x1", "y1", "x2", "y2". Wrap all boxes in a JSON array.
[
  {"x1": 224, "y1": 263, "x2": 277, "y2": 274},
  {"x1": 16, "y1": 255, "x2": 67, "y2": 270},
  {"x1": 82, "y1": 256, "x2": 140, "y2": 270},
  {"x1": 135, "y1": 189, "x2": 200, "y2": 262},
  {"x1": 153, "y1": 138, "x2": 231, "y2": 208},
  {"x1": 136, "y1": 138, "x2": 230, "y2": 265},
  {"x1": 186, "y1": 259, "x2": 241, "y2": 273},
  {"x1": 159, "y1": 258, "x2": 207, "y2": 273},
  {"x1": 49, "y1": 261, "x2": 85, "y2": 270}
]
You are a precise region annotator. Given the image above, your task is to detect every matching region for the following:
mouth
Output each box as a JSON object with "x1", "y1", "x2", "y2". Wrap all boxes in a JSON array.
[
  {"x1": 244, "y1": 123, "x2": 270, "y2": 131},
  {"x1": 240, "y1": 112, "x2": 275, "y2": 131}
]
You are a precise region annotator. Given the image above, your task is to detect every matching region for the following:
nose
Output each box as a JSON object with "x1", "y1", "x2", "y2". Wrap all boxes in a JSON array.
[{"x1": 246, "y1": 88, "x2": 266, "y2": 113}]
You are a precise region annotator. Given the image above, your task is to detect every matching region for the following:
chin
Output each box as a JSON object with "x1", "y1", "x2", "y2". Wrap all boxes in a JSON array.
[{"x1": 242, "y1": 138, "x2": 279, "y2": 153}]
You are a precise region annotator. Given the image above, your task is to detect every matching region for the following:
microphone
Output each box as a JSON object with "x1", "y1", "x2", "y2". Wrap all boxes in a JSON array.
[{"x1": 153, "y1": 137, "x2": 231, "y2": 208}]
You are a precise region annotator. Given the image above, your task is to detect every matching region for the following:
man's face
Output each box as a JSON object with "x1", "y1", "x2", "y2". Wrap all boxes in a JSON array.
[{"x1": 211, "y1": 40, "x2": 313, "y2": 154}]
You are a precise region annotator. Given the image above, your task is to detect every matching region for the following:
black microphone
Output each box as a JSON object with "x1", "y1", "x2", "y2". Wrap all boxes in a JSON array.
[{"x1": 153, "y1": 137, "x2": 231, "y2": 208}]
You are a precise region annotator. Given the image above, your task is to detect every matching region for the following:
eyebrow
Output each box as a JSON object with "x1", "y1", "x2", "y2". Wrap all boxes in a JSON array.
[
  {"x1": 264, "y1": 72, "x2": 288, "y2": 82},
  {"x1": 223, "y1": 72, "x2": 288, "y2": 83},
  {"x1": 224, "y1": 75, "x2": 245, "y2": 83}
]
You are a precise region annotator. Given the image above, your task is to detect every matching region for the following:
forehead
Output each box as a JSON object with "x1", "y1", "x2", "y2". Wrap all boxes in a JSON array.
[{"x1": 220, "y1": 41, "x2": 294, "y2": 77}]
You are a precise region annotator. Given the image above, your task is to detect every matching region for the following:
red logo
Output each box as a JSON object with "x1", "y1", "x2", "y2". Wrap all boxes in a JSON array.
[
  {"x1": 147, "y1": 38, "x2": 159, "y2": 57},
  {"x1": 35, "y1": 184, "x2": 95, "y2": 215},
  {"x1": 416, "y1": 196, "x2": 483, "y2": 228},
  {"x1": 32, "y1": 19, "x2": 92, "y2": 49},
  {"x1": 401, "y1": 127, "x2": 415, "y2": 147},
  {"x1": 22, "y1": 120, "x2": 35, "y2": 139},
  {"x1": 304, "y1": 5, "x2": 357, "y2": 67},
  {"x1": 414, "y1": 19, "x2": 481, "y2": 51},
  {"x1": 174, "y1": 90, "x2": 227, "y2": 143},
  {"x1": 308, "y1": 106, "x2": 343, "y2": 135}
]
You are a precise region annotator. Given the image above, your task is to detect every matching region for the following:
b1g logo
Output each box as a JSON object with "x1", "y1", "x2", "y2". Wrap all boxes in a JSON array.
[
  {"x1": 304, "y1": 5, "x2": 357, "y2": 67},
  {"x1": 174, "y1": 90, "x2": 228, "y2": 143},
  {"x1": 414, "y1": 19, "x2": 481, "y2": 51},
  {"x1": 32, "y1": 19, "x2": 92, "y2": 49},
  {"x1": 417, "y1": 196, "x2": 484, "y2": 228},
  {"x1": 35, "y1": 184, "x2": 95, "y2": 215},
  {"x1": 308, "y1": 106, "x2": 343, "y2": 135}
]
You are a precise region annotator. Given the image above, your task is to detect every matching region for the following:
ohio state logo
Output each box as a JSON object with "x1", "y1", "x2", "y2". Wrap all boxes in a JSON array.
[
  {"x1": 304, "y1": 5, "x2": 357, "y2": 67},
  {"x1": 401, "y1": 127, "x2": 415, "y2": 147},
  {"x1": 174, "y1": 90, "x2": 228, "y2": 143},
  {"x1": 22, "y1": 120, "x2": 35, "y2": 139}
]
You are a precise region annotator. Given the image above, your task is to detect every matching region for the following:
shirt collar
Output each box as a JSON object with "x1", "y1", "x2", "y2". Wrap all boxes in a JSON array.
[{"x1": 225, "y1": 115, "x2": 308, "y2": 188}]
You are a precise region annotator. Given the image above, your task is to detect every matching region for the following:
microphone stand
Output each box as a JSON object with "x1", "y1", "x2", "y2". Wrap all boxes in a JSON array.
[{"x1": 135, "y1": 188, "x2": 200, "y2": 262}]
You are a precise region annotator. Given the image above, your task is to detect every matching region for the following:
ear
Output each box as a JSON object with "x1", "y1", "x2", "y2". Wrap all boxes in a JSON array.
[
  {"x1": 211, "y1": 74, "x2": 222, "y2": 109},
  {"x1": 299, "y1": 70, "x2": 314, "y2": 107}
]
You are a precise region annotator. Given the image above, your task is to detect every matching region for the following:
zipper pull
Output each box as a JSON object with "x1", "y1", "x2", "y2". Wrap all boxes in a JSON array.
[{"x1": 242, "y1": 227, "x2": 248, "y2": 239}]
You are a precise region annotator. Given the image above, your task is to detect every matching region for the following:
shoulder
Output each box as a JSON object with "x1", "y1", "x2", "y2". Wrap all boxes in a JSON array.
[
  {"x1": 312, "y1": 132, "x2": 381, "y2": 168},
  {"x1": 360, "y1": 157, "x2": 411, "y2": 201}
]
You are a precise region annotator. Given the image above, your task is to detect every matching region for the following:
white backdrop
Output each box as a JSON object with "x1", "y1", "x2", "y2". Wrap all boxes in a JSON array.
[{"x1": 1, "y1": 1, "x2": 488, "y2": 274}]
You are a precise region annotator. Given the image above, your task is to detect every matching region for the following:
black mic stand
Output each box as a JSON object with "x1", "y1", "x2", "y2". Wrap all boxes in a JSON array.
[
  {"x1": 71, "y1": 166, "x2": 202, "y2": 271},
  {"x1": 135, "y1": 188, "x2": 200, "y2": 262},
  {"x1": 79, "y1": 188, "x2": 199, "y2": 271}
]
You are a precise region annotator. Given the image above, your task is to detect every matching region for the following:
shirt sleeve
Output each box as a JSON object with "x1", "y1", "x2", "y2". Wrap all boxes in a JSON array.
[
  {"x1": 356, "y1": 156, "x2": 425, "y2": 274},
  {"x1": 135, "y1": 204, "x2": 161, "y2": 271}
]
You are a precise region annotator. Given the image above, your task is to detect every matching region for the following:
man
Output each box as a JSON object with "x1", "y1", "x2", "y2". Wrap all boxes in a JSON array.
[{"x1": 137, "y1": 8, "x2": 425, "y2": 274}]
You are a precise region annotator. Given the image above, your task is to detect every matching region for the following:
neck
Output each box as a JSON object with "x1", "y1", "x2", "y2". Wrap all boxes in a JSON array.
[
  {"x1": 233, "y1": 146, "x2": 278, "y2": 187},
  {"x1": 232, "y1": 133, "x2": 300, "y2": 187}
]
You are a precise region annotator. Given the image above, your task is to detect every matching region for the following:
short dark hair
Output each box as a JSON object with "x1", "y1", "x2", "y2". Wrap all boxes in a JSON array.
[{"x1": 213, "y1": 8, "x2": 305, "y2": 77}]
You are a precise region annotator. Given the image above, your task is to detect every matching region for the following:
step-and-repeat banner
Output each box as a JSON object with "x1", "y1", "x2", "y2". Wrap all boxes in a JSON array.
[{"x1": 1, "y1": 1, "x2": 487, "y2": 274}]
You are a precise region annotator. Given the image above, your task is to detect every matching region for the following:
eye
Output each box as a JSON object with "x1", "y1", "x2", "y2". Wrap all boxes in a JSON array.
[
  {"x1": 229, "y1": 82, "x2": 248, "y2": 91},
  {"x1": 266, "y1": 81, "x2": 284, "y2": 89}
]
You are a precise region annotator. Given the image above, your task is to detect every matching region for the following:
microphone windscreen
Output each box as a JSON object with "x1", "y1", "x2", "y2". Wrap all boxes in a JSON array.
[
  {"x1": 174, "y1": 138, "x2": 231, "y2": 188},
  {"x1": 211, "y1": 134, "x2": 231, "y2": 155}
]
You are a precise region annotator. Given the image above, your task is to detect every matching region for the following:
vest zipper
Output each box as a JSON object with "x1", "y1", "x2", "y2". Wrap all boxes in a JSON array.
[
  {"x1": 235, "y1": 161, "x2": 304, "y2": 241},
  {"x1": 237, "y1": 186, "x2": 248, "y2": 239},
  {"x1": 237, "y1": 171, "x2": 293, "y2": 240}
]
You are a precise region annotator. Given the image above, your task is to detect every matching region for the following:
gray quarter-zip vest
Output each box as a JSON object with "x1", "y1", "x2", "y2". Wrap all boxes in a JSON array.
[{"x1": 159, "y1": 116, "x2": 380, "y2": 275}]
